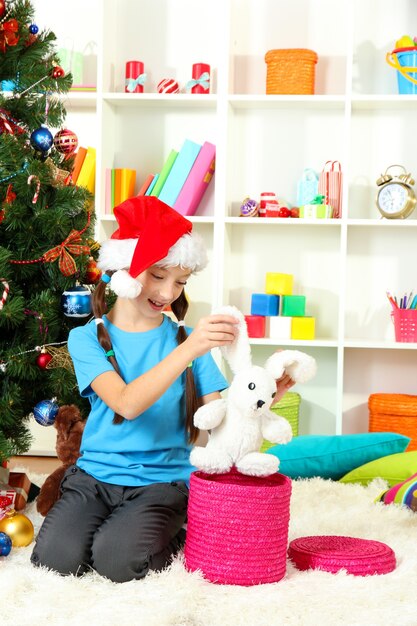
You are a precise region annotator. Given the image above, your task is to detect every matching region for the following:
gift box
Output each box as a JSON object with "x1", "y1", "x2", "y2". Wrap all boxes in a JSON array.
[
  {"x1": 0, "y1": 488, "x2": 16, "y2": 511},
  {"x1": 7, "y1": 472, "x2": 31, "y2": 510},
  {"x1": 299, "y1": 195, "x2": 333, "y2": 218},
  {"x1": 0, "y1": 463, "x2": 9, "y2": 485}
]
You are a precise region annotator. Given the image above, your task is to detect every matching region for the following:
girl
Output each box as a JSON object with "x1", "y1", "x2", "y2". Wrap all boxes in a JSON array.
[{"x1": 31, "y1": 196, "x2": 292, "y2": 583}]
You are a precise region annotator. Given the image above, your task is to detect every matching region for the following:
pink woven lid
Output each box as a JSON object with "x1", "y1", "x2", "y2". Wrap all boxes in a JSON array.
[{"x1": 288, "y1": 535, "x2": 396, "y2": 576}]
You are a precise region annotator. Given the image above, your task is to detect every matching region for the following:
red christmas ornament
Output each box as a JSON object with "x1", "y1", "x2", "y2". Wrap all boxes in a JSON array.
[
  {"x1": 36, "y1": 351, "x2": 52, "y2": 369},
  {"x1": 51, "y1": 65, "x2": 65, "y2": 79},
  {"x1": 0, "y1": 0, "x2": 6, "y2": 18},
  {"x1": 53, "y1": 129, "x2": 78, "y2": 158},
  {"x1": 85, "y1": 257, "x2": 102, "y2": 284}
]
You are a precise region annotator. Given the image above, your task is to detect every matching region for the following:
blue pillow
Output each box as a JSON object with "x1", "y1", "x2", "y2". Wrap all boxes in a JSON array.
[{"x1": 266, "y1": 433, "x2": 410, "y2": 480}]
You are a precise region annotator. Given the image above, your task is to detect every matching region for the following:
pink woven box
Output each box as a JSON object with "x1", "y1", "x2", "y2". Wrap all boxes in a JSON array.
[
  {"x1": 184, "y1": 469, "x2": 292, "y2": 586},
  {"x1": 288, "y1": 535, "x2": 396, "y2": 576}
]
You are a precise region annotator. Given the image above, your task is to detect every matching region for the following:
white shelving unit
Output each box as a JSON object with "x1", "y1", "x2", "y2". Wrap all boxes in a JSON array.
[{"x1": 29, "y1": 0, "x2": 417, "y2": 454}]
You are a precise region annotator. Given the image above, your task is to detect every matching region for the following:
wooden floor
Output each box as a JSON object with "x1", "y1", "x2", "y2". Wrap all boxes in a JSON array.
[{"x1": 9, "y1": 456, "x2": 61, "y2": 474}]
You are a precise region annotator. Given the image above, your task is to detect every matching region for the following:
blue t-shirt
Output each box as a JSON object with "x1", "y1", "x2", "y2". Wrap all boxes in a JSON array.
[{"x1": 68, "y1": 314, "x2": 227, "y2": 487}]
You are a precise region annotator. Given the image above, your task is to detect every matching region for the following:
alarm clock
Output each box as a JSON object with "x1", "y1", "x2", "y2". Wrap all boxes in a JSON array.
[{"x1": 376, "y1": 164, "x2": 416, "y2": 219}]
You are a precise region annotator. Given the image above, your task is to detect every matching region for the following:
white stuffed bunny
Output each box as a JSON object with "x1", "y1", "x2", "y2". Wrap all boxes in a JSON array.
[{"x1": 190, "y1": 305, "x2": 317, "y2": 477}]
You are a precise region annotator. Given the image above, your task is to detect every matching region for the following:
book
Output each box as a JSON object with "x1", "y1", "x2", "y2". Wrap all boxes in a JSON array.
[
  {"x1": 150, "y1": 149, "x2": 178, "y2": 197},
  {"x1": 120, "y1": 168, "x2": 136, "y2": 202},
  {"x1": 104, "y1": 168, "x2": 112, "y2": 214},
  {"x1": 137, "y1": 174, "x2": 155, "y2": 196},
  {"x1": 113, "y1": 168, "x2": 123, "y2": 207},
  {"x1": 71, "y1": 147, "x2": 87, "y2": 184},
  {"x1": 158, "y1": 139, "x2": 201, "y2": 207},
  {"x1": 174, "y1": 141, "x2": 216, "y2": 216},
  {"x1": 76, "y1": 147, "x2": 96, "y2": 193},
  {"x1": 146, "y1": 174, "x2": 159, "y2": 195}
]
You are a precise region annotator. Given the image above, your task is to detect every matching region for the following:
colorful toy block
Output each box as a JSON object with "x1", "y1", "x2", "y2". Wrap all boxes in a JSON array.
[
  {"x1": 266, "y1": 316, "x2": 292, "y2": 340},
  {"x1": 282, "y1": 295, "x2": 306, "y2": 317},
  {"x1": 265, "y1": 273, "x2": 293, "y2": 296},
  {"x1": 245, "y1": 315, "x2": 266, "y2": 338},
  {"x1": 251, "y1": 293, "x2": 279, "y2": 316},
  {"x1": 291, "y1": 317, "x2": 315, "y2": 340}
]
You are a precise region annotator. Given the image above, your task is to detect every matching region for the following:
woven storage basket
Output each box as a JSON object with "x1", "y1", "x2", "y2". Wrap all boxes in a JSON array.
[
  {"x1": 261, "y1": 391, "x2": 300, "y2": 452},
  {"x1": 369, "y1": 393, "x2": 417, "y2": 451},
  {"x1": 288, "y1": 535, "x2": 396, "y2": 576},
  {"x1": 184, "y1": 469, "x2": 292, "y2": 586},
  {"x1": 265, "y1": 48, "x2": 318, "y2": 95}
]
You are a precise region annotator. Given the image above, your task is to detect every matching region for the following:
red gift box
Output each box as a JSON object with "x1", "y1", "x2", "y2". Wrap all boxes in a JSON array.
[
  {"x1": 125, "y1": 60, "x2": 145, "y2": 93},
  {"x1": 191, "y1": 63, "x2": 210, "y2": 94},
  {"x1": 7, "y1": 472, "x2": 31, "y2": 510},
  {"x1": 0, "y1": 488, "x2": 16, "y2": 512}
]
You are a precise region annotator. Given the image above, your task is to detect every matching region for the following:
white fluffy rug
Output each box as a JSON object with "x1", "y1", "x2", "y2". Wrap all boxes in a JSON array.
[{"x1": 2, "y1": 471, "x2": 417, "y2": 626}]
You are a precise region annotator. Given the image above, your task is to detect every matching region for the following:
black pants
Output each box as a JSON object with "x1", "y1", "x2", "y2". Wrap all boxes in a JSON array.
[{"x1": 31, "y1": 465, "x2": 188, "y2": 583}]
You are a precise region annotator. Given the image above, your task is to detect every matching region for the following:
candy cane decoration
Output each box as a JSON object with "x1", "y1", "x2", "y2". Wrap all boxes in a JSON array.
[
  {"x1": 0, "y1": 279, "x2": 9, "y2": 310},
  {"x1": 28, "y1": 174, "x2": 40, "y2": 203}
]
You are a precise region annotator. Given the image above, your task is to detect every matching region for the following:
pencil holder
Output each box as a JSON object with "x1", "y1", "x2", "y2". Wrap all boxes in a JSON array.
[
  {"x1": 391, "y1": 308, "x2": 417, "y2": 342},
  {"x1": 184, "y1": 469, "x2": 292, "y2": 586}
]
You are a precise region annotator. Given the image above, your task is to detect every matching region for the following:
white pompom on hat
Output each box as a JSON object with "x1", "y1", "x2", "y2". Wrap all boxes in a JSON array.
[{"x1": 97, "y1": 196, "x2": 208, "y2": 298}]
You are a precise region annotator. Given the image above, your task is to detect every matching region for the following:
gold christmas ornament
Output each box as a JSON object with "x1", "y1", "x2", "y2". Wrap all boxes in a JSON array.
[
  {"x1": 0, "y1": 509, "x2": 34, "y2": 547},
  {"x1": 45, "y1": 345, "x2": 74, "y2": 372}
]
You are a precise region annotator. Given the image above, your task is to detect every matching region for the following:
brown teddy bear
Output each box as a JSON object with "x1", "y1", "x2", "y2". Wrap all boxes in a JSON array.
[{"x1": 36, "y1": 404, "x2": 85, "y2": 516}]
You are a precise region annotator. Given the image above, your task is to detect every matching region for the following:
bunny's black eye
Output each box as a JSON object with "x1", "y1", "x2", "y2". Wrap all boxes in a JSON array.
[
  {"x1": 248, "y1": 382, "x2": 256, "y2": 390},
  {"x1": 271, "y1": 393, "x2": 276, "y2": 398}
]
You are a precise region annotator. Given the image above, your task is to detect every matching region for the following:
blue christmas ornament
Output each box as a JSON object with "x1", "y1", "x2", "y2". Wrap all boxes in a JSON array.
[
  {"x1": 0, "y1": 79, "x2": 16, "y2": 92},
  {"x1": 29, "y1": 24, "x2": 39, "y2": 34},
  {"x1": 61, "y1": 285, "x2": 92, "y2": 318},
  {"x1": 0, "y1": 532, "x2": 12, "y2": 557},
  {"x1": 33, "y1": 399, "x2": 59, "y2": 427},
  {"x1": 30, "y1": 126, "x2": 53, "y2": 153}
]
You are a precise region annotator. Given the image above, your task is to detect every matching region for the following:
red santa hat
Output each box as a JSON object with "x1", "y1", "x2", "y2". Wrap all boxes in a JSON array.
[{"x1": 97, "y1": 196, "x2": 208, "y2": 298}]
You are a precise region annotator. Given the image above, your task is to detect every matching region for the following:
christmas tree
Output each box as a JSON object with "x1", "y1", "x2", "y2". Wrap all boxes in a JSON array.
[{"x1": 0, "y1": 0, "x2": 98, "y2": 462}]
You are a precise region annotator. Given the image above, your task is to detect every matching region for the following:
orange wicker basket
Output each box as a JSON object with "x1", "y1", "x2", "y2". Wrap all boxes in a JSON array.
[
  {"x1": 368, "y1": 393, "x2": 417, "y2": 451},
  {"x1": 265, "y1": 48, "x2": 318, "y2": 95}
]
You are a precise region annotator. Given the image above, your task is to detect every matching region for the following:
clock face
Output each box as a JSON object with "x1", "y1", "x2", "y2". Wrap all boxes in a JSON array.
[{"x1": 377, "y1": 183, "x2": 408, "y2": 215}]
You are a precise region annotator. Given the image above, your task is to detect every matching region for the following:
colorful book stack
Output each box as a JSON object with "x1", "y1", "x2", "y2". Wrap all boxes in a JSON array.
[
  {"x1": 104, "y1": 168, "x2": 137, "y2": 213},
  {"x1": 72, "y1": 146, "x2": 96, "y2": 194},
  {"x1": 245, "y1": 272, "x2": 316, "y2": 340},
  {"x1": 137, "y1": 139, "x2": 215, "y2": 216}
]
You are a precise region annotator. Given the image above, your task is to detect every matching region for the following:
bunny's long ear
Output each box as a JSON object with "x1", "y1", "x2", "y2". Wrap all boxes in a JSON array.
[
  {"x1": 213, "y1": 305, "x2": 252, "y2": 374},
  {"x1": 265, "y1": 349, "x2": 317, "y2": 383}
]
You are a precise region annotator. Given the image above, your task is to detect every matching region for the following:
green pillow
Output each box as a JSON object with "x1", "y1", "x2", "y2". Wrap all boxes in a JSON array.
[
  {"x1": 340, "y1": 451, "x2": 417, "y2": 487},
  {"x1": 266, "y1": 433, "x2": 410, "y2": 481}
]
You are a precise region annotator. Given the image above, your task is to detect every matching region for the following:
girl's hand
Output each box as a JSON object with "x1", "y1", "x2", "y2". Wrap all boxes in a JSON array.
[
  {"x1": 271, "y1": 349, "x2": 295, "y2": 404},
  {"x1": 185, "y1": 314, "x2": 239, "y2": 358},
  {"x1": 272, "y1": 373, "x2": 295, "y2": 405}
]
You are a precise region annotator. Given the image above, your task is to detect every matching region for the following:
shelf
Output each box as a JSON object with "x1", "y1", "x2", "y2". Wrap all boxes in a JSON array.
[
  {"x1": 249, "y1": 338, "x2": 338, "y2": 348},
  {"x1": 228, "y1": 95, "x2": 346, "y2": 110},
  {"x1": 29, "y1": 0, "x2": 417, "y2": 452},
  {"x1": 344, "y1": 340, "x2": 417, "y2": 350},
  {"x1": 102, "y1": 93, "x2": 217, "y2": 110},
  {"x1": 225, "y1": 217, "x2": 341, "y2": 226},
  {"x1": 351, "y1": 95, "x2": 417, "y2": 110}
]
